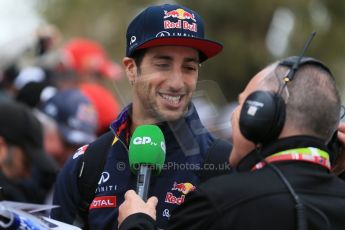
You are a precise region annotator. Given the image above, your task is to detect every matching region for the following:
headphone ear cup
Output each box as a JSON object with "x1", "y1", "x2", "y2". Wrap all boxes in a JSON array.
[{"x1": 239, "y1": 91, "x2": 286, "y2": 144}]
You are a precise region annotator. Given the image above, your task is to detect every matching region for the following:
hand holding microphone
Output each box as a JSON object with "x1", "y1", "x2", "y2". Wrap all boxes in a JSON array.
[
  {"x1": 118, "y1": 190, "x2": 158, "y2": 228},
  {"x1": 128, "y1": 125, "x2": 166, "y2": 200},
  {"x1": 118, "y1": 125, "x2": 165, "y2": 228}
]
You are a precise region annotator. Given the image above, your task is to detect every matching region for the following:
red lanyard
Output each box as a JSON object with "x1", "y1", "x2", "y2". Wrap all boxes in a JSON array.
[{"x1": 252, "y1": 147, "x2": 331, "y2": 171}]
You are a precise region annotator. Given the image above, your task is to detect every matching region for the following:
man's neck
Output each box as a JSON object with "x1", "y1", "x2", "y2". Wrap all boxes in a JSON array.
[{"x1": 130, "y1": 117, "x2": 161, "y2": 135}]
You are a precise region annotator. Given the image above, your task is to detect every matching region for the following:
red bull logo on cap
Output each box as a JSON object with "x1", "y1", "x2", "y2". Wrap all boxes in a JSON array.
[
  {"x1": 164, "y1": 8, "x2": 196, "y2": 22},
  {"x1": 163, "y1": 8, "x2": 197, "y2": 32}
]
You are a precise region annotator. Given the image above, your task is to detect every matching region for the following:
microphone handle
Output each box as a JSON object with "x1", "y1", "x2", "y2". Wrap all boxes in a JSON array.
[{"x1": 136, "y1": 165, "x2": 152, "y2": 201}]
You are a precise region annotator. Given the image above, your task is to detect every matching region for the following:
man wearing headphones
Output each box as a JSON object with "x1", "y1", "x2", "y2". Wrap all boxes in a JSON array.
[{"x1": 118, "y1": 56, "x2": 345, "y2": 230}]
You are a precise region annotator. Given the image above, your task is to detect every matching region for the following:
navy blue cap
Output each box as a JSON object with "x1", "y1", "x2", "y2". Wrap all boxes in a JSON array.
[
  {"x1": 40, "y1": 89, "x2": 98, "y2": 145},
  {"x1": 126, "y1": 4, "x2": 223, "y2": 62}
]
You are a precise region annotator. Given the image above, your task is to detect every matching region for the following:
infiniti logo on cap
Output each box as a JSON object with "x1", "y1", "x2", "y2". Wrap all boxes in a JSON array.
[{"x1": 156, "y1": 31, "x2": 170, "y2": 37}]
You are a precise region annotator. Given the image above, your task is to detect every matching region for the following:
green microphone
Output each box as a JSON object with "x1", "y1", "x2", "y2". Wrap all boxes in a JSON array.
[{"x1": 129, "y1": 125, "x2": 166, "y2": 200}]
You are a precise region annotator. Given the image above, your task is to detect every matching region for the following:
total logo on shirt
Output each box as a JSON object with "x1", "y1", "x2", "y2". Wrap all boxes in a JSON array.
[{"x1": 89, "y1": 196, "x2": 116, "y2": 209}]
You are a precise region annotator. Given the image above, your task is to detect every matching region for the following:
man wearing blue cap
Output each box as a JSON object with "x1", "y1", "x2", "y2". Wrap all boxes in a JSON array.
[
  {"x1": 40, "y1": 89, "x2": 98, "y2": 167},
  {"x1": 51, "y1": 4, "x2": 226, "y2": 229},
  {"x1": 118, "y1": 57, "x2": 345, "y2": 230}
]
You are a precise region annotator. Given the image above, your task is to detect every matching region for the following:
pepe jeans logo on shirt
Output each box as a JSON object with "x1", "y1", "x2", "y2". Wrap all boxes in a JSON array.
[{"x1": 72, "y1": 145, "x2": 88, "y2": 159}]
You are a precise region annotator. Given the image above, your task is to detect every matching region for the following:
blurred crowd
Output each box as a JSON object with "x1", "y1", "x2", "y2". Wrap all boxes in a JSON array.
[
  {"x1": 0, "y1": 24, "x2": 234, "y2": 207},
  {"x1": 0, "y1": 24, "x2": 124, "y2": 205}
]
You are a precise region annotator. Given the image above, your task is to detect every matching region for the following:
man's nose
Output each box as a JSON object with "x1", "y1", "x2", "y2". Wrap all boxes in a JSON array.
[{"x1": 168, "y1": 69, "x2": 184, "y2": 90}]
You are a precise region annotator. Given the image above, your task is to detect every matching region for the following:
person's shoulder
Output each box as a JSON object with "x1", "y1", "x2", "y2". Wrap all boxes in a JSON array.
[
  {"x1": 70, "y1": 144, "x2": 90, "y2": 161},
  {"x1": 199, "y1": 171, "x2": 254, "y2": 192},
  {"x1": 197, "y1": 170, "x2": 270, "y2": 204},
  {"x1": 57, "y1": 144, "x2": 91, "y2": 176}
]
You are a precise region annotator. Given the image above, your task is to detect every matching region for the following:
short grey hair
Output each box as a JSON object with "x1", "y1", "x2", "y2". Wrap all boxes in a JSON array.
[{"x1": 261, "y1": 62, "x2": 341, "y2": 141}]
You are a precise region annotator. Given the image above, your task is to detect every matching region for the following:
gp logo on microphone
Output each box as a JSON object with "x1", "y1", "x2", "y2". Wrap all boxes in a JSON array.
[
  {"x1": 133, "y1": 136, "x2": 153, "y2": 145},
  {"x1": 133, "y1": 136, "x2": 166, "y2": 152}
]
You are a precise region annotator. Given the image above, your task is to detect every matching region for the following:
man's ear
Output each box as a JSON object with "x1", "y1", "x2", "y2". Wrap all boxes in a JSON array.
[
  {"x1": 123, "y1": 57, "x2": 137, "y2": 83},
  {"x1": 0, "y1": 136, "x2": 8, "y2": 164},
  {"x1": 331, "y1": 123, "x2": 345, "y2": 175}
]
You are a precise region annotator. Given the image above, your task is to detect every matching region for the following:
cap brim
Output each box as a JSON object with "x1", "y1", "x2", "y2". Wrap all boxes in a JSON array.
[
  {"x1": 137, "y1": 37, "x2": 223, "y2": 62},
  {"x1": 27, "y1": 147, "x2": 59, "y2": 173}
]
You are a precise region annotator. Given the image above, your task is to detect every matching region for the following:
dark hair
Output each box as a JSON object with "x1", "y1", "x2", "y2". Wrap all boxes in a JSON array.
[
  {"x1": 198, "y1": 51, "x2": 207, "y2": 63},
  {"x1": 132, "y1": 49, "x2": 147, "y2": 74}
]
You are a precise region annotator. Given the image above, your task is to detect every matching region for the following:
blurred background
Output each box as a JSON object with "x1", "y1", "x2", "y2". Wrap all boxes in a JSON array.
[{"x1": 1, "y1": 0, "x2": 345, "y2": 139}]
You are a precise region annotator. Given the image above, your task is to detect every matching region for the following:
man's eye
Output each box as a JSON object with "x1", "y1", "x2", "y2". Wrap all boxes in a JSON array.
[
  {"x1": 184, "y1": 66, "x2": 197, "y2": 71},
  {"x1": 155, "y1": 63, "x2": 170, "y2": 68}
]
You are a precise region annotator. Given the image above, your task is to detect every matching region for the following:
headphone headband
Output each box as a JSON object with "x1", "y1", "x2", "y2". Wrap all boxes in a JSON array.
[{"x1": 278, "y1": 56, "x2": 333, "y2": 79}]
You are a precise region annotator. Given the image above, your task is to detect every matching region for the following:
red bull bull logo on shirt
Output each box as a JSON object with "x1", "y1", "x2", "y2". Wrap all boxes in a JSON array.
[
  {"x1": 172, "y1": 182, "x2": 196, "y2": 194},
  {"x1": 165, "y1": 181, "x2": 196, "y2": 205}
]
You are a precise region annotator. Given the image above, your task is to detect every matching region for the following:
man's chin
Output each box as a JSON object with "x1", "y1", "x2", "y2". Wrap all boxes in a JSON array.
[{"x1": 157, "y1": 110, "x2": 185, "y2": 122}]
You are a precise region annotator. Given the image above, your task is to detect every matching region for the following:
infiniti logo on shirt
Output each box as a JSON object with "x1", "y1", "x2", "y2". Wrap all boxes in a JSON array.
[{"x1": 98, "y1": 172, "x2": 110, "y2": 185}]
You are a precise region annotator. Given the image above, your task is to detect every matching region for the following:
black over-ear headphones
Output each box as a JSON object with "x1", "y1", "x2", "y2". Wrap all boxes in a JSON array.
[
  {"x1": 239, "y1": 31, "x2": 339, "y2": 230},
  {"x1": 239, "y1": 56, "x2": 333, "y2": 144}
]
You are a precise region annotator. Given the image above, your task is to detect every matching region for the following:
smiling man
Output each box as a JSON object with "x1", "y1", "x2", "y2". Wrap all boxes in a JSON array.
[
  {"x1": 117, "y1": 57, "x2": 345, "y2": 230},
  {"x1": 51, "y1": 3, "x2": 224, "y2": 229},
  {"x1": 124, "y1": 46, "x2": 200, "y2": 125}
]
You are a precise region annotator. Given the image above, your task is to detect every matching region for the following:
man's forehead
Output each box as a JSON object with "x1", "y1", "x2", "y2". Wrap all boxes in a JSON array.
[
  {"x1": 147, "y1": 46, "x2": 199, "y2": 56},
  {"x1": 251, "y1": 62, "x2": 279, "y2": 88},
  {"x1": 256, "y1": 62, "x2": 278, "y2": 80},
  {"x1": 241, "y1": 62, "x2": 278, "y2": 97}
]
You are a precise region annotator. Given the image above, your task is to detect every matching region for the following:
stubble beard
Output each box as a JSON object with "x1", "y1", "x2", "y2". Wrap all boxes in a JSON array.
[{"x1": 137, "y1": 87, "x2": 191, "y2": 124}]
